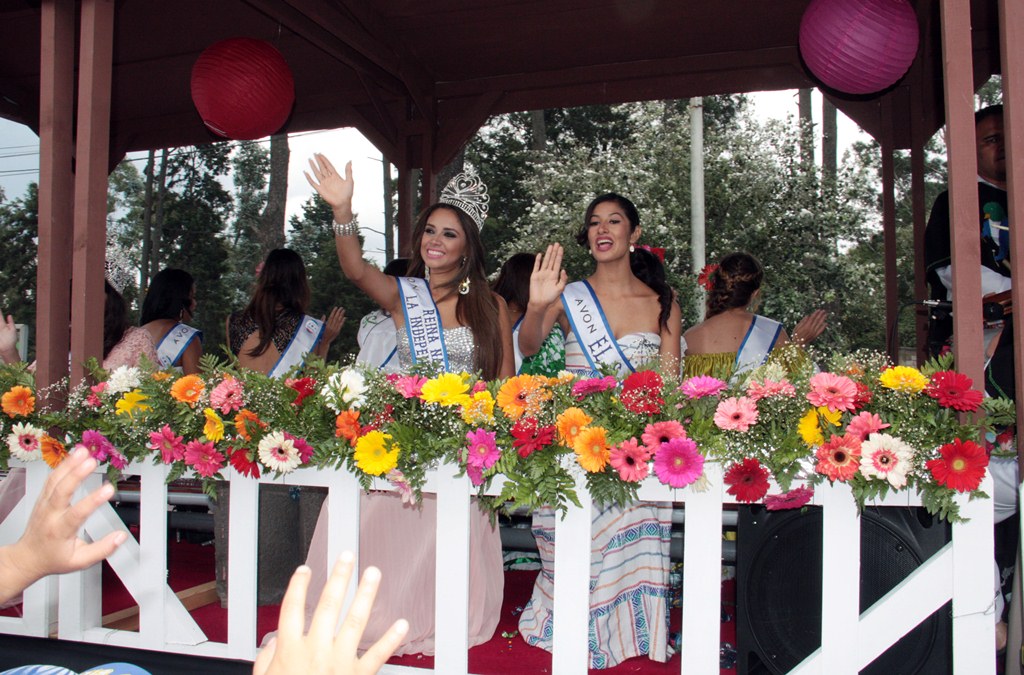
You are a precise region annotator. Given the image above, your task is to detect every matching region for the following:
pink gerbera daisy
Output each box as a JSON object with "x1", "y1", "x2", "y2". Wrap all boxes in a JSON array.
[
  {"x1": 209, "y1": 376, "x2": 244, "y2": 414},
  {"x1": 815, "y1": 434, "x2": 862, "y2": 481},
  {"x1": 609, "y1": 438, "x2": 651, "y2": 482},
  {"x1": 148, "y1": 424, "x2": 186, "y2": 464},
  {"x1": 283, "y1": 432, "x2": 314, "y2": 464},
  {"x1": 394, "y1": 375, "x2": 428, "y2": 399},
  {"x1": 845, "y1": 411, "x2": 890, "y2": 441},
  {"x1": 714, "y1": 396, "x2": 759, "y2": 432},
  {"x1": 641, "y1": 421, "x2": 687, "y2": 454},
  {"x1": 185, "y1": 440, "x2": 225, "y2": 478},
  {"x1": 806, "y1": 372, "x2": 858, "y2": 411},
  {"x1": 465, "y1": 428, "x2": 499, "y2": 469},
  {"x1": 746, "y1": 378, "x2": 796, "y2": 401},
  {"x1": 765, "y1": 486, "x2": 815, "y2": 511},
  {"x1": 679, "y1": 375, "x2": 728, "y2": 399},
  {"x1": 572, "y1": 376, "x2": 618, "y2": 399},
  {"x1": 653, "y1": 436, "x2": 704, "y2": 488}
]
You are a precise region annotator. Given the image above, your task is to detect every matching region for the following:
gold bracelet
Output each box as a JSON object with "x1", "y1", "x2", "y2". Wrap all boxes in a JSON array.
[{"x1": 332, "y1": 215, "x2": 359, "y2": 237}]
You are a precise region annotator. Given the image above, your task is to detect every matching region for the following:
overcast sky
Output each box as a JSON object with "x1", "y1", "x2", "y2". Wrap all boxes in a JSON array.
[{"x1": 0, "y1": 89, "x2": 866, "y2": 265}]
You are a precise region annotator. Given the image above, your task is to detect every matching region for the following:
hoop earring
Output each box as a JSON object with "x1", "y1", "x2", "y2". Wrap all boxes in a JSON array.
[{"x1": 459, "y1": 277, "x2": 471, "y2": 295}]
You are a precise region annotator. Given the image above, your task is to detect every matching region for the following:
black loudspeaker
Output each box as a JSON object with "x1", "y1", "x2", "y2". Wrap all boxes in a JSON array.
[{"x1": 736, "y1": 505, "x2": 951, "y2": 674}]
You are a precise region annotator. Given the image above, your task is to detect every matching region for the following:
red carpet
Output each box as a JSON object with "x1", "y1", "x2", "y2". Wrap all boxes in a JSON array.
[{"x1": 3, "y1": 537, "x2": 738, "y2": 674}]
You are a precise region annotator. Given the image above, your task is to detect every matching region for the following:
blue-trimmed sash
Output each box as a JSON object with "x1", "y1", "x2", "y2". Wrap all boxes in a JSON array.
[
  {"x1": 733, "y1": 314, "x2": 783, "y2": 379},
  {"x1": 397, "y1": 276, "x2": 449, "y2": 370},
  {"x1": 561, "y1": 280, "x2": 635, "y2": 377},
  {"x1": 268, "y1": 314, "x2": 324, "y2": 379},
  {"x1": 356, "y1": 310, "x2": 398, "y2": 370},
  {"x1": 155, "y1": 323, "x2": 202, "y2": 370}
]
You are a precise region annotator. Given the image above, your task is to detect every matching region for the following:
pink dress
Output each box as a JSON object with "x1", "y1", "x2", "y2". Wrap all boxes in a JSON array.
[{"x1": 103, "y1": 326, "x2": 158, "y2": 370}]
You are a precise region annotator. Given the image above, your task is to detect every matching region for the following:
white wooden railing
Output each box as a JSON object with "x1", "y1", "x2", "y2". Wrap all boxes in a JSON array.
[{"x1": 0, "y1": 459, "x2": 998, "y2": 674}]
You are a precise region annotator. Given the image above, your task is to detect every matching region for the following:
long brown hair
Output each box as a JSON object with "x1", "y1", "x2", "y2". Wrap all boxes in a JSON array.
[
  {"x1": 241, "y1": 248, "x2": 311, "y2": 358},
  {"x1": 406, "y1": 204, "x2": 503, "y2": 379}
]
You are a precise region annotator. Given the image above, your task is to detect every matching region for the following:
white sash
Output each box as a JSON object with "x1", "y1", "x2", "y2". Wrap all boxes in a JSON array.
[
  {"x1": 512, "y1": 315, "x2": 524, "y2": 374},
  {"x1": 155, "y1": 323, "x2": 202, "y2": 370},
  {"x1": 356, "y1": 310, "x2": 399, "y2": 371},
  {"x1": 733, "y1": 314, "x2": 783, "y2": 379},
  {"x1": 396, "y1": 276, "x2": 449, "y2": 370},
  {"x1": 268, "y1": 314, "x2": 324, "y2": 379},
  {"x1": 561, "y1": 280, "x2": 634, "y2": 377}
]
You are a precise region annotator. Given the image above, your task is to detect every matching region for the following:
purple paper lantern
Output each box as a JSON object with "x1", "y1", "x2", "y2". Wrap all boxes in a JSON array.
[
  {"x1": 191, "y1": 38, "x2": 295, "y2": 140},
  {"x1": 799, "y1": 0, "x2": 919, "y2": 95}
]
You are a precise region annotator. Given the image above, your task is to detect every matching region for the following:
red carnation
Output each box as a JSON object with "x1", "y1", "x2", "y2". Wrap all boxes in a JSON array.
[
  {"x1": 925, "y1": 371, "x2": 983, "y2": 412},
  {"x1": 286, "y1": 377, "x2": 316, "y2": 406},
  {"x1": 853, "y1": 382, "x2": 873, "y2": 410},
  {"x1": 724, "y1": 457, "x2": 770, "y2": 503},
  {"x1": 620, "y1": 370, "x2": 665, "y2": 415},
  {"x1": 229, "y1": 447, "x2": 260, "y2": 478},
  {"x1": 927, "y1": 439, "x2": 989, "y2": 492},
  {"x1": 510, "y1": 417, "x2": 556, "y2": 459}
]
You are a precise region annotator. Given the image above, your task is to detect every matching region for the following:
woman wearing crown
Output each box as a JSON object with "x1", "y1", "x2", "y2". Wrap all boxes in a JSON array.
[
  {"x1": 517, "y1": 193, "x2": 682, "y2": 668},
  {"x1": 301, "y1": 154, "x2": 514, "y2": 655}
]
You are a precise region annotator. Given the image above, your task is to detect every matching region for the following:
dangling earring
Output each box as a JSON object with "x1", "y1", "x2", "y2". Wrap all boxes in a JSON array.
[
  {"x1": 424, "y1": 267, "x2": 431, "y2": 282},
  {"x1": 459, "y1": 277, "x2": 471, "y2": 295},
  {"x1": 629, "y1": 244, "x2": 635, "y2": 253}
]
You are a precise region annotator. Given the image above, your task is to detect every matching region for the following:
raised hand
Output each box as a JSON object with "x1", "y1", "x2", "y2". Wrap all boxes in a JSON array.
[
  {"x1": 0, "y1": 447, "x2": 128, "y2": 603},
  {"x1": 252, "y1": 552, "x2": 408, "y2": 675},
  {"x1": 529, "y1": 243, "x2": 569, "y2": 310},
  {"x1": 323, "y1": 307, "x2": 347, "y2": 344},
  {"x1": 792, "y1": 309, "x2": 827, "y2": 346},
  {"x1": 0, "y1": 314, "x2": 18, "y2": 363},
  {"x1": 305, "y1": 154, "x2": 354, "y2": 211}
]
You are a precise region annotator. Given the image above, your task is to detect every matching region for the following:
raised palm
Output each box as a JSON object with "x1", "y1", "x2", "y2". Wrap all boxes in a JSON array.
[
  {"x1": 304, "y1": 153, "x2": 354, "y2": 209},
  {"x1": 530, "y1": 243, "x2": 568, "y2": 307}
]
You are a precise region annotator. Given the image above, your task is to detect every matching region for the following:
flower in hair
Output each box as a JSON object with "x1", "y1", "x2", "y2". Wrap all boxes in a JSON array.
[{"x1": 697, "y1": 263, "x2": 718, "y2": 291}]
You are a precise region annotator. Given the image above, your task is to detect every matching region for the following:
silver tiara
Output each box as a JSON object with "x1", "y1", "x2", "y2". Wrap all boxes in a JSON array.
[
  {"x1": 439, "y1": 170, "x2": 489, "y2": 229},
  {"x1": 105, "y1": 241, "x2": 134, "y2": 294}
]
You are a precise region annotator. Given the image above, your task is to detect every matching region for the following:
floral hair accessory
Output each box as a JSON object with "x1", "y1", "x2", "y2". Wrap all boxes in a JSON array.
[
  {"x1": 697, "y1": 263, "x2": 718, "y2": 291},
  {"x1": 637, "y1": 245, "x2": 666, "y2": 263}
]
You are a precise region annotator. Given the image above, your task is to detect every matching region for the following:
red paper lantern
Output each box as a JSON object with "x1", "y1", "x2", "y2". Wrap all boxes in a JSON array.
[
  {"x1": 190, "y1": 38, "x2": 295, "y2": 140},
  {"x1": 798, "y1": 0, "x2": 919, "y2": 95}
]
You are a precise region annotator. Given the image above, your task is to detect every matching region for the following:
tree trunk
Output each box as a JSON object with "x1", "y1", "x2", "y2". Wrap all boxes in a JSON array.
[
  {"x1": 140, "y1": 149, "x2": 155, "y2": 293},
  {"x1": 530, "y1": 109, "x2": 547, "y2": 152},
  {"x1": 798, "y1": 88, "x2": 814, "y2": 169},
  {"x1": 822, "y1": 96, "x2": 838, "y2": 188},
  {"x1": 259, "y1": 133, "x2": 290, "y2": 254},
  {"x1": 382, "y1": 157, "x2": 395, "y2": 262},
  {"x1": 151, "y1": 148, "x2": 169, "y2": 273}
]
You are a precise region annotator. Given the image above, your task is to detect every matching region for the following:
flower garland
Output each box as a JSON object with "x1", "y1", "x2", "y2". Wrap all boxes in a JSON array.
[{"x1": 0, "y1": 351, "x2": 1009, "y2": 522}]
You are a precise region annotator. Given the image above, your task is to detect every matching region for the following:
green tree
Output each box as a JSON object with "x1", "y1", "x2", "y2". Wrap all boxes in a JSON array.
[{"x1": 0, "y1": 184, "x2": 38, "y2": 356}]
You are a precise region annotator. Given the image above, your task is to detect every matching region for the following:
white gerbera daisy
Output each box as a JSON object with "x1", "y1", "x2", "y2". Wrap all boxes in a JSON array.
[
  {"x1": 257, "y1": 430, "x2": 300, "y2": 473},
  {"x1": 7, "y1": 422, "x2": 44, "y2": 461},
  {"x1": 859, "y1": 433, "x2": 915, "y2": 488}
]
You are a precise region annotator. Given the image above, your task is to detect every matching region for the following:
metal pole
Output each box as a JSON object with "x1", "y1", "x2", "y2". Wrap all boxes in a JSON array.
[{"x1": 689, "y1": 97, "x2": 706, "y2": 322}]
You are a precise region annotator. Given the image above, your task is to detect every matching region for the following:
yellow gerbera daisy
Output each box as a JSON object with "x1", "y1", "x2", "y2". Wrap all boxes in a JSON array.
[
  {"x1": 573, "y1": 426, "x2": 610, "y2": 472},
  {"x1": 798, "y1": 409, "x2": 823, "y2": 446},
  {"x1": 556, "y1": 407, "x2": 592, "y2": 447},
  {"x1": 115, "y1": 389, "x2": 150, "y2": 418},
  {"x1": 461, "y1": 390, "x2": 495, "y2": 425},
  {"x1": 879, "y1": 365, "x2": 929, "y2": 393},
  {"x1": 203, "y1": 407, "x2": 225, "y2": 442},
  {"x1": 420, "y1": 373, "x2": 471, "y2": 407},
  {"x1": 354, "y1": 430, "x2": 400, "y2": 476}
]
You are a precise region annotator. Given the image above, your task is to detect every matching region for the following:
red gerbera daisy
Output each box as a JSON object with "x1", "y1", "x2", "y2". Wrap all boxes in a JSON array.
[
  {"x1": 620, "y1": 370, "x2": 664, "y2": 415},
  {"x1": 510, "y1": 416, "x2": 556, "y2": 459},
  {"x1": 229, "y1": 447, "x2": 261, "y2": 478},
  {"x1": 926, "y1": 439, "x2": 989, "y2": 492},
  {"x1": 925, "y1": 371, "x2": 984, "y2": 412},
  {"x1": 724, "y1": 457, "x2": 770, "y2": 503}
]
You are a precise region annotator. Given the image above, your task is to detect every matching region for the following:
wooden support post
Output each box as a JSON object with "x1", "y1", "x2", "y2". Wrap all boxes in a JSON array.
[
  {"x1": 70, "y1": 0, "x2": 115, "y2": 384},
  {"x1": 36, "y1": 0, "x2": 75, "y2": 393},
  {"x1": 939, "y1": 0, "x2": 985, "y2": 389}
]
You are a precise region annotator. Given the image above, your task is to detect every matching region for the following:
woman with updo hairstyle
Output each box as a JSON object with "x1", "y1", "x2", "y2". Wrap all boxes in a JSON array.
[{"x1": 682, "y1": 251, "x2": 826, "y2": 381}]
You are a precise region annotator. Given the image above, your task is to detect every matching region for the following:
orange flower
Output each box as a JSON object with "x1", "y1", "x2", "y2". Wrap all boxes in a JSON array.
[
  {"x1": 2, "y1": 385, "x2": 35, "y2": 418},
  {"x1": 151, "y1": 371, "x2": 172, "y2": 382},
  {"x1": 496, "y1": 375, "x2": 550, "y2": 420},
  {"x1": 170, "y1": 374, "x2": 205, "y2": 405},
  {"x1": 556, "y1": 407, "x2": 592, "y2": 447},
  {"x1": 573, "y1": 426, "x2": 610, "y2": 472},
  {"x1": 234, "y1": 409, "x2": 265, "y2": 442},
  {"x1": 41, "y1": 434, "x2": 67, "y2": 468},
  {"x1": 335, "y1": 410, "x2": 361, "y2": 445}
]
